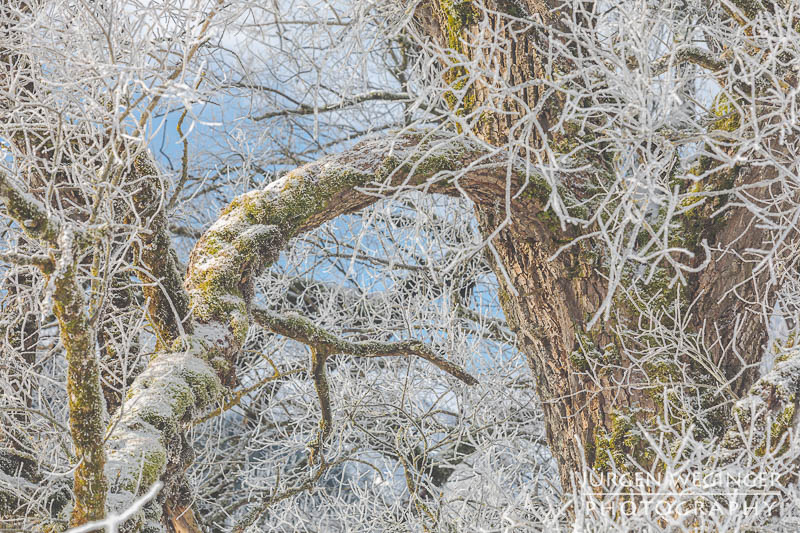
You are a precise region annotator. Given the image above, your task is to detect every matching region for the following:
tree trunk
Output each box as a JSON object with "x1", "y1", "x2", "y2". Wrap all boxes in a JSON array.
[{"x1": 415, "y1": 0, "x2": 796, "y2": 490}]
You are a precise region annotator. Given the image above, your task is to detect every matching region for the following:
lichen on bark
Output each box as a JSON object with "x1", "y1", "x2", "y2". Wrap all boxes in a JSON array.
[
  {"x1": 102, "y1": 134, "x2": 486, "y2": 530},
  {"x1": 50, "y1": 234, "x2": 108, "y2": 527}
]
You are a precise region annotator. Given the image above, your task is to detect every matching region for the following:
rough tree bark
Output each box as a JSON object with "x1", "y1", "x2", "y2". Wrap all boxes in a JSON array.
[
  {"x1": 2, "y1": 0, "x2": 799, "y2": 530},
  {"x1": 410, "y1": 0, "x2": 800, "y2": 490},
  {"x1": 101, "y1": 134, "x2": 492, "y2": 530},
  {"x1": 51, "y1": 244, "x2": 108, "y2": 527},
  {"x1": 101, "y1": 128, "x2": 796, "y2": 531}
]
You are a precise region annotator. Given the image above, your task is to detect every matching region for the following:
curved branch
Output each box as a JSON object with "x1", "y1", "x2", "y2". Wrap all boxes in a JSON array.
[
  {"x1": 253, "y1": 305, "x2": 479, "y2": 466},
  {"x1": 105, "y1": 132, "x2": 497, "y2": 528},
  {"x1": 251, "y1": 308, "x2": 478, "y2": 385},
  {"x1": 129, "y1": 157, "x2": 194, "y2": 345},
  {"x1": 307, "y1": 346, "x2": 332, "y2": 465},
  {"x1": 650, "y1": 47, "x2": 727, "y2": 76}
]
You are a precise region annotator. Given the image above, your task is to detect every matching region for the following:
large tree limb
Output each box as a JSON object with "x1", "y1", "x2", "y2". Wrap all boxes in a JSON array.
[{"x1": 104, "y1": 133, "x2": 495, "y2": 530}]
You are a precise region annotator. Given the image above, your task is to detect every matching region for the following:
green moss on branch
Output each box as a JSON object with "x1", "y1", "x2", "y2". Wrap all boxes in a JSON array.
[{"x1": 51, "y1": 261, "x2": 107, "y2": 526}]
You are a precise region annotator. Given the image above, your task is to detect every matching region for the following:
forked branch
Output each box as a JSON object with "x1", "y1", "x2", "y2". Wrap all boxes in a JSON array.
[
  {"x1": 252, "y1": 306, "x2": 478, "y2": 464},
  {"x1": 251, "y1": 307, "x2": 478, "y2": 385}
]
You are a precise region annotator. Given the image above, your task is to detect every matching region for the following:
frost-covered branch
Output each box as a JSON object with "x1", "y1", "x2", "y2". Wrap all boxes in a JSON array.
[
  {"x1": 254, "y1": 91, "x2": 411, "y2": 120},
  {"x1": 230, "y1": 457, "x2": 349, "y2": 533},
  {"x1": 251, "y1": 307, "x2": 478, "y2": 385},
  {"x1": 192, "y1": 364, "x2": 306, "y2": 425},
  {"x1": 105, "y1": 133, "x2": 492, "y2": 528},
  {"x1": 51, "y1": 231, "x2": 107, "y2": 527},
  {"x1": 65, "y1": 482, "x2": 163, "y2": 533},
  {"x1": 0, "y1": 170, "x2": 62, "y2": 245}
]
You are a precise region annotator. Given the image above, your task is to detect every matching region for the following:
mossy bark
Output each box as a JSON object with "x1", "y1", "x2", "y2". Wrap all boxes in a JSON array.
[
  {"x1": 104, "y1": 134, "x2": 489, "y2": 530},
  {"x1": 129, "y1": 155, "x2": 193, "y2": 346},
  {"x1": 51, "y1": 262, "x2": 107, "y2": 527},
  {"x1": 4, "y1": 0, "x2": 795, "y2": 525},
  {"x1": 413, "y1": 0, "x2": 800, "y2": 491},
  {"x1": 475, "y1": 206, "x2": 653, "y2": 488}
]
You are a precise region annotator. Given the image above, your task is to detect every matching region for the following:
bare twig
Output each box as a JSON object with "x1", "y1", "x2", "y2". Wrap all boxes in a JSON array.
[{"x1": 253, "y1": 91, "x2": 411, "y2": 121}]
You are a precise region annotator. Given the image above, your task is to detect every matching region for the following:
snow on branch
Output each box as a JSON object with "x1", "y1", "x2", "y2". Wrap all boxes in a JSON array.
[
  {"x1": 65, "y1": 482, "x2": 162, "y2": 533},
  {"x1": 0, "y1": 169, "x2": 64, "y2": 245},
  {"x1": 253, "y1": 91, "x2": 412, "y2": 121},
  {"x1": 252, "y1": 306, "x2": 478, "y2": 464},
  {"x1": 105, "y1": 132, "x2": 494, "y2": 529},
  {"x1": 251, "y1": 307, "x2": 478, "y2": 385}
]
